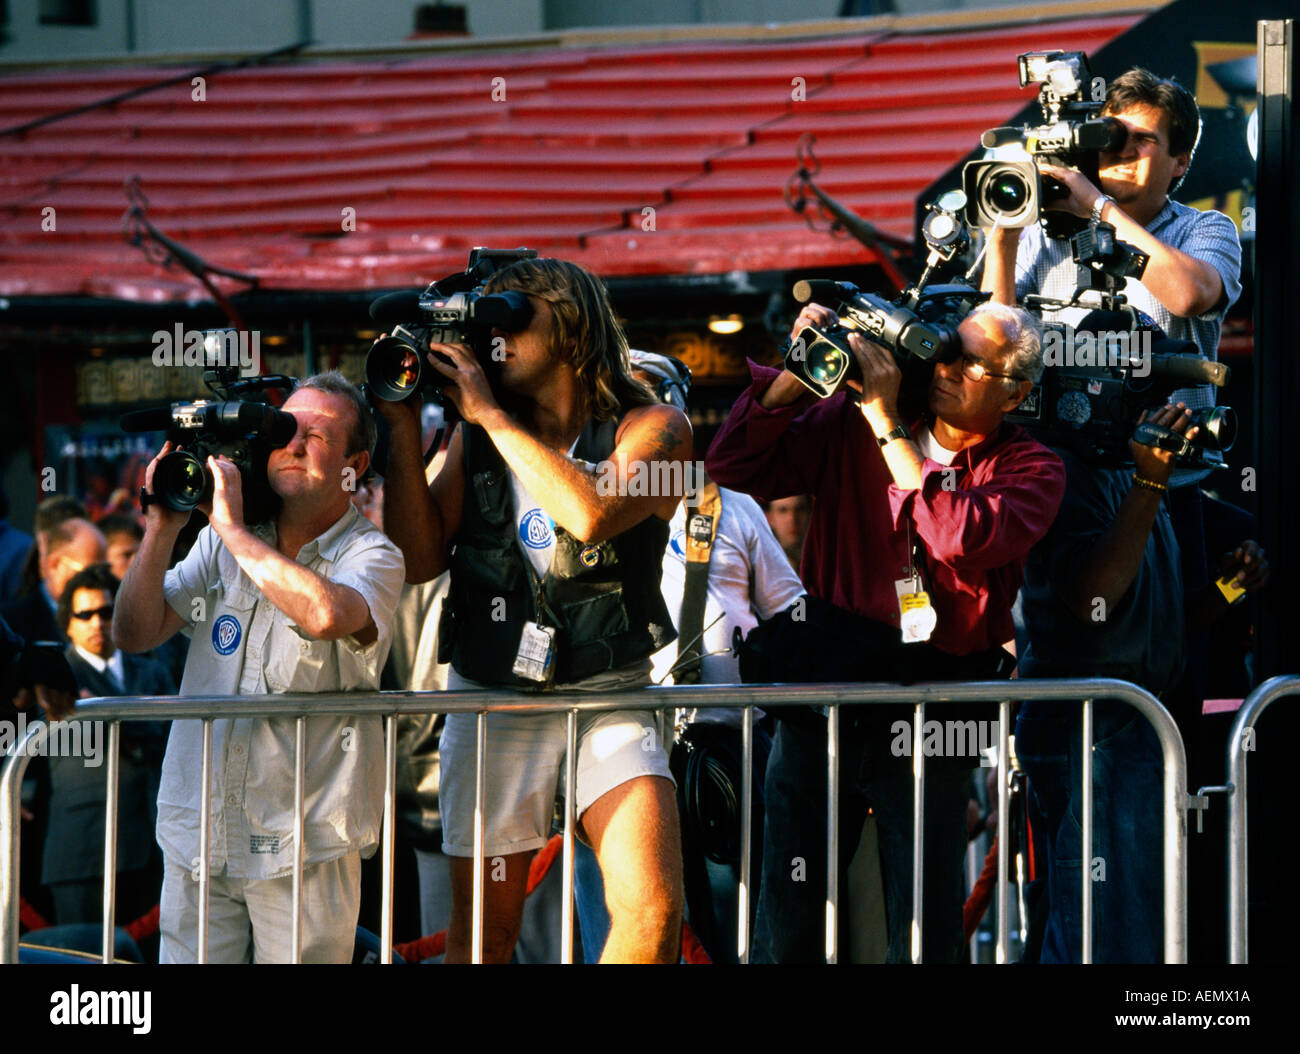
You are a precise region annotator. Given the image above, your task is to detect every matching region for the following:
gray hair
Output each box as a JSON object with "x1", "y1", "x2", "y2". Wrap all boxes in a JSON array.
[
  {"x1": 295, "y1": 371, "x2": 376, "y2": 458},
  {"x1": 969, "y1": 301, "x2": 1044, "y2": 383}
]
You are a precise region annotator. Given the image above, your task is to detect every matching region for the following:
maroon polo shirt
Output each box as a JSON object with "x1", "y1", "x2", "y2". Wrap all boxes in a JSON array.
[{"x1": 705, "y1": 362, "x2": 1066, "y2": 656}]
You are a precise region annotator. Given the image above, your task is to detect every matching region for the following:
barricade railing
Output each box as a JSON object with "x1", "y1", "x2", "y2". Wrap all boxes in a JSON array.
[
  {"x1": 1, "y1": 677, "x2": 1186, "y2": 964},
  {"x1": 1225, "y1": 674, "x2": 1300, "y2": 964}
]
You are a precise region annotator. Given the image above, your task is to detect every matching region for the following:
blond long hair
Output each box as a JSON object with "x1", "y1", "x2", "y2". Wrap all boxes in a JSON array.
[{"x1": 483, "y1": 258, "x2": 657, "y2": 421}]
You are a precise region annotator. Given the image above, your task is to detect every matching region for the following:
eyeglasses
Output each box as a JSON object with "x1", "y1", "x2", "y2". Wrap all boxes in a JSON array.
[
  {"x1": 71, "y1": 605, "x2": 113, "y2": 621},
  {"x1": 959, "y1": 353, "x2": 1022, "y2": 384}
]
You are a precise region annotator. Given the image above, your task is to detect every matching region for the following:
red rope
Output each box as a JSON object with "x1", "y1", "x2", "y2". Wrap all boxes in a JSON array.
[
  {"x1": 392, "y1": 835, "x2": 708, "y2": 963},
  {"x1": 962, "y1": 836, "x2": 999, "y2": 942}
]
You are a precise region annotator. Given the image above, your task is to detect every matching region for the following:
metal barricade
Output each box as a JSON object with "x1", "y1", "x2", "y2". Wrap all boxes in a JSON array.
[
  {"x1": 1225, "y1": 674, "x2": 1300, "y2": 964},
  {"x1": 1, "y1": 677, "x2": 1186, "y2": 964}
]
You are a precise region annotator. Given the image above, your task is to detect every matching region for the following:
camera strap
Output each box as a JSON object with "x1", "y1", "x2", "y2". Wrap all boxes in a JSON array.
[{"x1": 673, "y1": 479, "x2": 722, "y2": 686}]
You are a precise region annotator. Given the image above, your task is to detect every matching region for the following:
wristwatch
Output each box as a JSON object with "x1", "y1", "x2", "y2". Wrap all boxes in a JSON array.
[
  {"x1": 1091, "y1": 194, "x2": 1116, "y2": 225},
  {"x1": 876, "y1": 424, "x2": 912, "y2": 448}
]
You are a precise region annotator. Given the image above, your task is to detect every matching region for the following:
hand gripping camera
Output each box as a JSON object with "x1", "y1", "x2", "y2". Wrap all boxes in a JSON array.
[{"x1": 964, "y1": 51, "x2": 1127, "y2": 238}]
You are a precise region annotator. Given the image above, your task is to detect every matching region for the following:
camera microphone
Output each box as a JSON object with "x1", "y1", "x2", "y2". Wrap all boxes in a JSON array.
[
  {"x1": 120, "y1": 406, "x2": 177, "y2": 433},
  {"x1": 793, "y1": 279, "x2": 855, "y2": 305},
  {"x1": 368, "y1": 291, "x2": 424, "y2": 326},
  {"x1": 1148, "y1": 354, "x2": 1230, "y2": 388},
  {"x1": 979, "y1": 127, "x2": 1027, "y2": 150}
]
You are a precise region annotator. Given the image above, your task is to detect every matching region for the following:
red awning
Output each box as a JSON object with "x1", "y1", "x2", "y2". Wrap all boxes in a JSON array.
[{"x1": 0, "y1": 13, "x2": 1140, "y2": 302}]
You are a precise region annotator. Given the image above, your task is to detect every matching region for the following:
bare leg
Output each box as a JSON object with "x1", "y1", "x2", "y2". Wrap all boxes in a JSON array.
[
  {"x1": 581, "y1": 775, "x2": 684, "y2": 964},
  {"x1": 445, "y1": 850, "x2": 534, "y2": 963}
]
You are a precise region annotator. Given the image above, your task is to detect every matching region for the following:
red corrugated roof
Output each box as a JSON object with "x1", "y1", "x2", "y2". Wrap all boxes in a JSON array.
[{"x1": 0, "y1": 14, "x2": 1140, "y2": 301}]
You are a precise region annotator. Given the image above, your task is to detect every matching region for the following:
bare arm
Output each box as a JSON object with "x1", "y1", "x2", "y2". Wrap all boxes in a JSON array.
[
  {"x1": 981, "y1": 227, "x2": 1022, "y2": 307},
  {"x1": 1038, "y1": 164, "x2": 1225, "y2": 318},
  {"x1": 204, "y1": 457, "x2": 377, "y2": 643},
  {"x1": 378, "y1": 394, "x2": 464, "y2": 583},
  {"x1": 113, "y1": 443, "x2": 190, "y2": 653},
  {"x1": 479, "y1": 402, "x2": 690, "y2": 544}
]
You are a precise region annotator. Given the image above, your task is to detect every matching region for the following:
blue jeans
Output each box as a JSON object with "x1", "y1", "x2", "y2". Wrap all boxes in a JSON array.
[
  {"x1": 1017, "y1": 701, "x2": 1163, "y2": 963},
  {"x1": 753, "y1": 715, "x2": 971, "y2": 963}
]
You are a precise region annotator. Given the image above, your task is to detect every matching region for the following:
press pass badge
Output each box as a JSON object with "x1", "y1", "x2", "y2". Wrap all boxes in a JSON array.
[
  {"x1": 512, "y1": 621, "x2": 557, "y2": 683},
  {"x1": 895, "y1": 576, "x2": 937, "y2": 644},
  {"x1": 1215, "y1": 572, "x2": 1248, "y2": 607}
]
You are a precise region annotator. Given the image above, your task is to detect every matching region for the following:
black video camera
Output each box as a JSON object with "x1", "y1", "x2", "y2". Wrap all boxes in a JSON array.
[
  {"x1": 364, "y1": 247, "x2": 538, "y2": 404},
  {"x1": 121, "y1": 353, "x2": 298, "y2": 523},
  {"x1": 784, "y1": 190, "x2": 984, "y2": 398},
  {"x1": 964, "y1": 51, "x2": 1126, "y2": 238},
  {"x1": 1012, "y1": 224, "x2": 1234, "y2": 469}
]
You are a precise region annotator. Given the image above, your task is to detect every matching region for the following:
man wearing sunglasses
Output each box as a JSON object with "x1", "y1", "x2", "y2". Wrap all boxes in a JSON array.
[
  {"x1": 45, "y1": 562, "x2": 173, "y2": 930},
  {"x1": 706, "y1": 299, "x2": 1065, "y2": 962}
]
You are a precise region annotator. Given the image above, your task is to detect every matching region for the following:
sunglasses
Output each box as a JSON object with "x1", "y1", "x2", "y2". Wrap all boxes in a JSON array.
[{"x1": 71, "y1": 605, "x2": 114, "y2": 621}]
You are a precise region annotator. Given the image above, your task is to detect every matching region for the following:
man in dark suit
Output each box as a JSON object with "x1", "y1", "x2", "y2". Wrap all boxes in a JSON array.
[
  {"x1": 44, "y1": 562, "x2": 173, "y2": 927},
  {"x1": 0, "y1": 517, "x2": 106, "y2": 647}
]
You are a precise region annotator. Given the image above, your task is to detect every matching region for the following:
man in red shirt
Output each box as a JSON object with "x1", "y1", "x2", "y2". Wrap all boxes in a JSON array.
[{"x1": 706, "y1": 299, "x2": 1065, "y2": 962}]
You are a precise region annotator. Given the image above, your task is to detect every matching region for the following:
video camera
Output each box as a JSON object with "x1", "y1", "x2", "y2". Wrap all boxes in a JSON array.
[
  {"x1": 784, "y1": 190, "x2": 986, "y2": 398},
  {"x1": 121, "y1": 341, "x2": 298, "y2": 523},
  {"x1": 364, "y1": 247, "x2": 537, "y2": 404},
  {"x1": 964, "y1": 50, "x2": 1126, "y2": 238},
  {"x1": 1011, "y1": 223, "x2": 1234, "y2": 469}
]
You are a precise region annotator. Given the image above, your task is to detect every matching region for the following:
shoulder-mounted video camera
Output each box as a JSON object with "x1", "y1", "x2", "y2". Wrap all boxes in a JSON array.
[
  {"x1": 784, "y1": 190, "x2": 986, "y2": 398},
  {"x1": 120, "y1": 342, "x2": 298, "y2": 523},
  {"x1": 363, "y1": 247, "x2": 538, "y2": 405},
  {"x1": 1010, "y1": 223, "x2": 1234, "y2": 469},
  {"x1": 964, "y1": 50, "x2": 1127, "y2": 239}
]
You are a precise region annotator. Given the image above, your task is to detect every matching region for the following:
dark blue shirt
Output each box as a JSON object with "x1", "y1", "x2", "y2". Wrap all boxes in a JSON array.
[{"x1": 1019, "y1": 449, "x2": 1184, "y2": 696}]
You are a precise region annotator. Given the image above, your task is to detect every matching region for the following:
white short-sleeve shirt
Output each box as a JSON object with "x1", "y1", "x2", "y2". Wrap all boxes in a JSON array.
[{"x1": 159, "y1": 504, "x2": 405, "y2": 879}]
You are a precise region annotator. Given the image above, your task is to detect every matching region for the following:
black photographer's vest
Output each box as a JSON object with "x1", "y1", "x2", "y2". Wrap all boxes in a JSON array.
[{"x1": 440, "y1": 415, "x2": 677, "y2": 688}]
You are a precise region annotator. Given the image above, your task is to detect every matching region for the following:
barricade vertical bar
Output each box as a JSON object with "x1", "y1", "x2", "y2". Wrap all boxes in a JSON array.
[
  {"x1": 1080, "y1": 698, "x2": 1093, "y2": 965},
  {"x1": 198, "y1": 718, "x2": 213, "y2": 964},
  {"x1": 561, "y1": 709, "x2": 576, "y2": 964},
  {"x1": 912, "y1": 701, "x2": 925, "y2": 964},
  {"x1": 825, "y1": 703, "x2": 839, "y2": 964},
  {"x1": 380, "y1": 714, "x2": 397, "y2": 964},
  {"x1": 472, "y1": 710, "x2": 485, "y2": 965},
  {"x1": 101, "y1": 721, "x2": 120, "y2": 963},
  {"x1": 1161, "y1": 707, "x2": 1187, "y2": 964},
  {"x1": 292, "y1": 715, "x2": 305, "y2": 964},
  {"x1": 738, "y1": 705, "x2": 753, "y2": 964},
  {"x1": 1228, "y1": 720, "x2": 1249, "y2": 963},
  {"x1": 1, "y1": 720, "x2": 43, "y2": 964},
  {"x1": 996, "y1": 701, "x2": 1010, "y2": 964}
]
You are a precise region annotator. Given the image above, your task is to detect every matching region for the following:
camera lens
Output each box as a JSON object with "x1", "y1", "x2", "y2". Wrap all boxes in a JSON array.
[
  {"x1": 808, "y1": 346, "x2": 847, "y2": 385},
  {"x1": 365, "y1": 336, "x2": 426, "y2": 402},
  {"x1": 987, "y1": 173, "x2": 1028, "y2": 213},
  {"x1": 154, "y1": 450, "x2": 209, "y2": 512},
  {"x1": 1190, "y1": 406, "x2": 1237, "y2": 451}
]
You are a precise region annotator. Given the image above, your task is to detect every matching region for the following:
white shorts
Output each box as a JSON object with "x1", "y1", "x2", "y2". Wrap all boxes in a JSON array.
[{"x1": 439, "y1": 708, "x2": 674, "y2": 858}]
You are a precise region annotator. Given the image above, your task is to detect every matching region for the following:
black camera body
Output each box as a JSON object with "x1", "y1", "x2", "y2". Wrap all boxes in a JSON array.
[
  {"x1": 1011, "y1": 225, "x2": 1234, "y2": 469},
  {"x1": 964, "y1": 50, "x2": 1126, "y2": 238},
  {"x1": 364, "y1": 247, "x2": 538, "y2": 404},
  {"x1": 1008, "y1": 317, "x2": 1235, "y2": 469},
  {"x1": 784, "y1": 191, "x2": 984, "y2": 399},
  {"x1": 122, "y1": 398, "x2": 297, "y2": 523}
]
